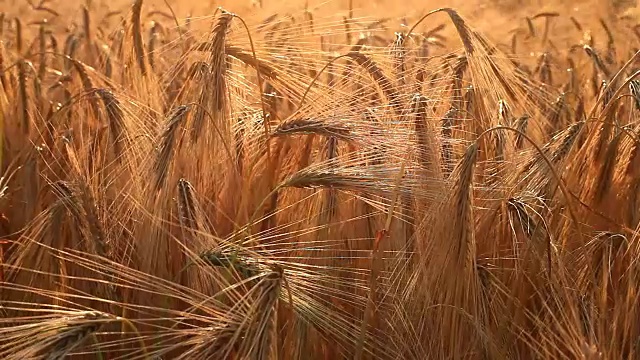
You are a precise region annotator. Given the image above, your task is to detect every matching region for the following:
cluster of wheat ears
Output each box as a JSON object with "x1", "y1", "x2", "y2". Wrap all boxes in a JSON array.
[{"x1": 1, "y1": 0, "x2": 640, "y2": 358}]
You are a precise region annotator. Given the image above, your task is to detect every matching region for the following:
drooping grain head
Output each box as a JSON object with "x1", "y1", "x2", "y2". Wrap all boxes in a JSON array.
[{"x1": 153, "y1": 105, "x2": 191, "y2": 191}]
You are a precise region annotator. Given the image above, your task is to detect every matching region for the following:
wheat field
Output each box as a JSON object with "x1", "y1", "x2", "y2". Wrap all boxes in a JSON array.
[{"x1": 0, "y1": 0, "x2": 639, "y2": 358}]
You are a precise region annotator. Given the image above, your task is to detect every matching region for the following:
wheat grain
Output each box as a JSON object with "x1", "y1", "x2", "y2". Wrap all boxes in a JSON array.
[
  {"x1": 271, "y1": 118, "x2": 353, "y2": 141},
  {"x1": 153, "y1": 105, "x2": 191, "y2": 191},
  {"x1": 17, "y1": 60, "x2": 29, "y2": 135},
  {"x1": 346, "y1": 51, "x2": 401, "y2": 114},
  {"x1": 63, "y1": 34, "x2": 78, "y2": 73},
  {"x1": 147, "y1": 21, "x2": 160, "y2": 71},
  {"x1": 95, "y1": 88, "x2": 126, "y2": 163},
  {"x1": 441, "y1": 106, "x2": 457, "y2": 175},
  {"x1": 131, "y1": 0, "x2": 147, "y2": 76}
]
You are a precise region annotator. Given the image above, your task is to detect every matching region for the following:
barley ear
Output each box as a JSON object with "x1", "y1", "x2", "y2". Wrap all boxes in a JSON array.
[{"x1": 131, "y1": 0, "x2": 147, "y2": 76}]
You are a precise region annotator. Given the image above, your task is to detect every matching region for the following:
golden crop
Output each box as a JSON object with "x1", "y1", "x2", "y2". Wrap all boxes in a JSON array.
[{"x1": 0, "y1": 0, "x2": 637, "y2": 358}]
